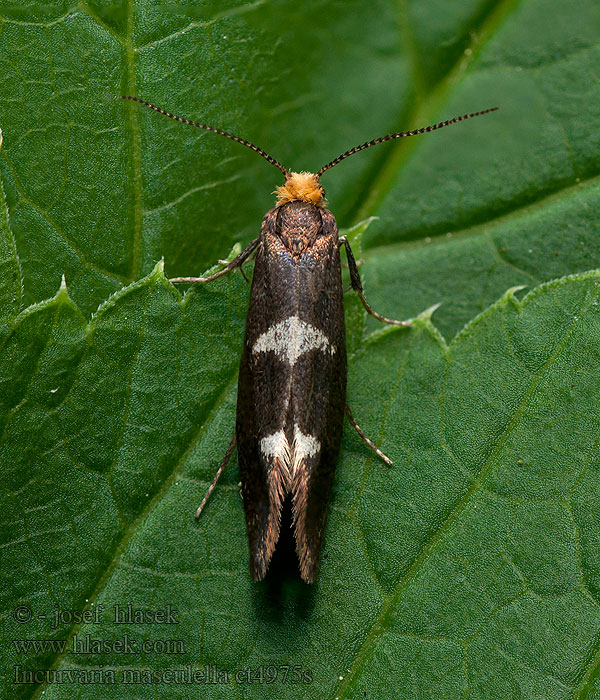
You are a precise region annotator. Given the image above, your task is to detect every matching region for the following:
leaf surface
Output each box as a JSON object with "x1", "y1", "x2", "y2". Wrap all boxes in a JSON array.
[{"x1": 1, "y1": 2, "x2": 600, "y2": 699}]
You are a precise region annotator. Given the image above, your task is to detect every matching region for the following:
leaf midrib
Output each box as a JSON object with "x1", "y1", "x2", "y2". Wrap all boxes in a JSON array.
[
  {"x1": 5, "y1": 0, "x2": 594, "y2": 295},
  {"x1": 350, "y1": 0, "x2": 523, "y2": 225},
  {"x1": 5, "y1": 4, "x2": 596, "y2": 698},
  {"x1": 124, "y1": 0, "x2": 143, "y2": 281}
]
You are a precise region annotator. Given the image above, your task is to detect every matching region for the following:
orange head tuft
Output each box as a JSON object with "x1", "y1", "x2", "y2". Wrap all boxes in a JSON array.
[{"x1": 274, "y1": 171, "x2": 325, "y2": 207}]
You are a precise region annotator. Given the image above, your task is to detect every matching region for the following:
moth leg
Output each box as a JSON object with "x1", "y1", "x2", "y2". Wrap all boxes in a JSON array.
[
  {"x1": 194, "y1": 434, "x2": 237, "y2": 518},
  {"x1": 239, "y1": 246, "x2": 258, "y2": 284},
  {"x1": 239, "y1": 265, "x2": 251, "y2": 284},
  {"x1": 339, "y1": 236, "x2": 411, "y2": 327},
  {"x1": 170, "y1": 236, "x2": 260, "y2": 285},
  {"x1": 218, "y1": 245, "x2": 256, "y2": 284},
  {"x1": 342, "y1": 258, "x2": 364, "y2": 269},
  {"x1": 345, "y1": 404, "x2": 392, "y2": 466},
  {"x1": 218, "y1": 260, "x2": 251, "y2": 284}
]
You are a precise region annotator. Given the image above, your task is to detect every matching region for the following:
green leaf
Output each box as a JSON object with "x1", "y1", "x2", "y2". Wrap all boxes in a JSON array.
[
  {"x1": 2, "y1": 0, "x2": 598, "y2": 327},
  {"x1": 0, "y1": 132, "x2": 21, "y2": 324},
  {"x1": 360, "y1": 0, "x2": 600, "y2": 339},
  {"x1": 3, "y1": 263, "x2": 600, "y2": 699},
  {"x1": 2, "y1": 1, "x2": 600, "y2": 699}
]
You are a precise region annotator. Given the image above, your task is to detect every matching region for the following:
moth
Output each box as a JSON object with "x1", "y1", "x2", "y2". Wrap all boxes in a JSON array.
[{"x1": 122, "y1": 96, "x2": 497, "y2": 582}]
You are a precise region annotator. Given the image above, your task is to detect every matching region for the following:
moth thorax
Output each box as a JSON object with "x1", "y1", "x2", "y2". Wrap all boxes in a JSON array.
[
  {"x1": 276, "y1": 201, "x2": 323, "y2": 254},
  {"x1": 275, "y1": 171, "x2": 325, "y2": 207}
]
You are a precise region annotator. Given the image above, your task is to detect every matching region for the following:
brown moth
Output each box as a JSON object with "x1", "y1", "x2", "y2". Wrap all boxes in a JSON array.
[{"x1": 122, "y1": 96, "x2": 497, "y2": 582}]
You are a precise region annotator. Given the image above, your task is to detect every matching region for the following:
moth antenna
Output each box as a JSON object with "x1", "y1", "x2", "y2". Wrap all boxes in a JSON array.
[
  {"x1": 316, "y1": 107, "x2": 498, "y2": 177},
  {"x1": 121, "y1": 96, "x2": 289, "y2": 177}
]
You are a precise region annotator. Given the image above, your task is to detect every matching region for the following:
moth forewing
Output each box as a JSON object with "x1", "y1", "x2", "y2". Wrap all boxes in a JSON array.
[
  {"x1": 236, "y1": 204, "x2": 346, "y2": 582},
  {"x1": 122, "y1": 96, "x2": 498, "y2": 581}
]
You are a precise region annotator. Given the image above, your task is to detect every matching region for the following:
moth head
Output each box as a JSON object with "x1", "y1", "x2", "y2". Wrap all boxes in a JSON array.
[{"x1": 274, "y1": 172, "x2": 326, "y2": 207}]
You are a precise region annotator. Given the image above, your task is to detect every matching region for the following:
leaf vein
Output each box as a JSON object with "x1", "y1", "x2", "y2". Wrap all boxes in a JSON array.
[
  {"x1": 334, "y1": 287, "x2": 596, "y2": 699},
  {"x1": 26, "y1": 371, "x2": 239, "y2": 700}
]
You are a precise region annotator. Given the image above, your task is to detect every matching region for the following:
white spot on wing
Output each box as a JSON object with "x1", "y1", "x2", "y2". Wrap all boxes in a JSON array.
[
  {"x1": 260, "y1": 424, "x2": 321, "y2": 481},
  {"x1": 293, "y1": 424, "x2": 321, "y2": 476},
  {"x1": 261, "y1": 429, "x2": 293, "y2": 483},
  {"x1": 252, "y1": 315, "x2": 335, "y2": 366},
  {"x1": 260, "y1": 430, "x2": 290, "y2": 462}
]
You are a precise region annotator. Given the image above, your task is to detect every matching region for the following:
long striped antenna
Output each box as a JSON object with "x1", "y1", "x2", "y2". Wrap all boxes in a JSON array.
[
  {"x1": 316, "y1": 107, "x2": 498, "y2": 177},
  {"x1": 121, "y1": 96, "x2": 289, "y2": 177}
]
